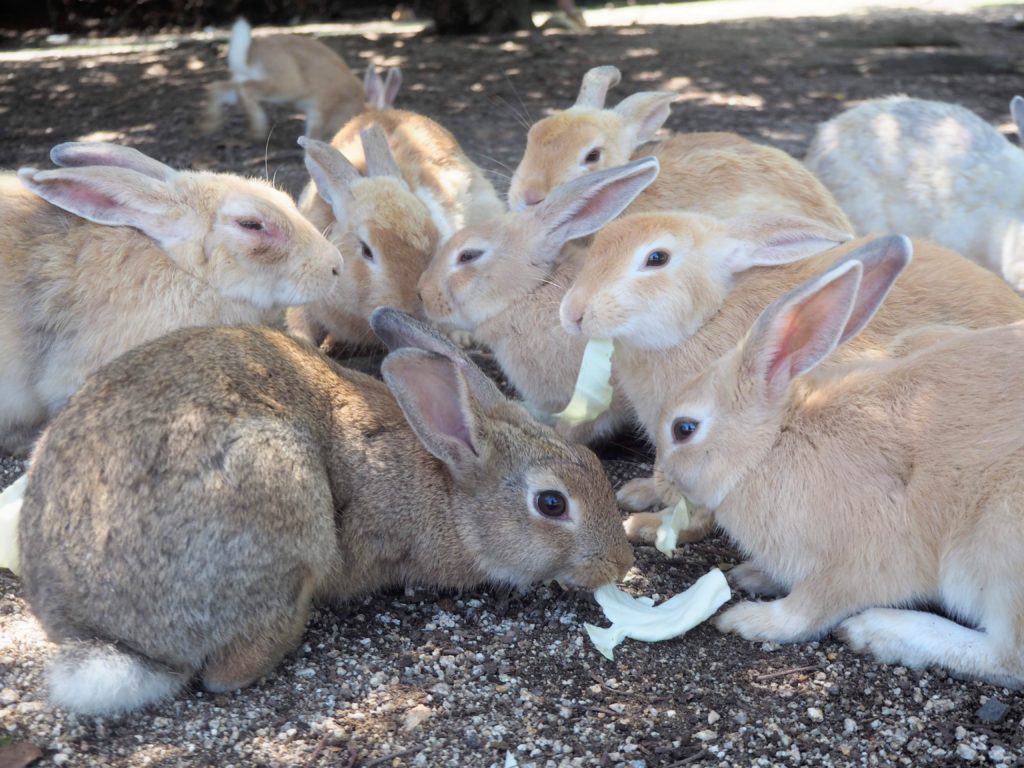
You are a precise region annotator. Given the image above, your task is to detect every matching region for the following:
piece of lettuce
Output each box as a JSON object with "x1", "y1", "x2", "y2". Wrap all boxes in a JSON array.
[
  {"x1": 0, "y1": 474, "x2": 27, "y2": 575},
  {"x1": 555, "y1": 338, "x2": 615, "y2": 428}
]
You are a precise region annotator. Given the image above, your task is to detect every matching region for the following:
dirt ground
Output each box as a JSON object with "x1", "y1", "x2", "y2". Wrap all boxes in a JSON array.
[{"x1": 3, "y1": 3, "x2": 1024, "y2": 767}]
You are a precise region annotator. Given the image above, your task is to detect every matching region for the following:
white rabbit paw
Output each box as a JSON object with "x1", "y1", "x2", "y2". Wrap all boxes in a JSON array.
[
  {"x1": 715, "y1": 600, "x2": 822, "y2": 644},
  {"x1": 616, "y1": 477, "x2": 661, "y2": 511},
  {"x1": 727, "y1": 562, "x2": 787, "y2": 597},
  {"x1": 622, "y1": 511, "x2": 662, "y2": 544}
]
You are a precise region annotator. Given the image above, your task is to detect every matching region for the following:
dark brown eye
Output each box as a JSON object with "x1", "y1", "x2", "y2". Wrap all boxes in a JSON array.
[
  {"x1": 584, "y1": 148, "x2": 601, "y2": 164},
  {"x1": 645, "y1": 249, "x2": 670, "y2": 268},
  {"x1": 360, "y1": 240, "x2": 374, "y2": 261},
  {"x1": 535, "y1": 490, "x2": 567, "y2": 518},
  {"x1": 672, "y1": 417, "x2": 699, "y2": 443},
  {"x1": 237, "y1": 218, "x2": 265, "y2": 231},
  {"x1": 457, "y1": 248, "x2": 483, "y2": 265}
]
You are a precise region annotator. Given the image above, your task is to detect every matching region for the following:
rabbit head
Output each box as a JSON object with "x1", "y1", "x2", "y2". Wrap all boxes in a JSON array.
[
  {"x1": 561, "y1": 211, "x2": 853, "y2": 349},
  {"x1": 297, "y1": 129, "x2": 440, "y2": 343},
  {"x1": 19, "y1": 141, "x2": 342, "y2": 310},
  {"x1": 372, "y1": 307, "x2": 635, "y2": 589},
  {"x1": 418, "y1": 156, "x2": 659, "y2": 332},
  {"x1": 364, "y1": 64, "x2": 403, "y2": 110},
  {"x1": 508, "y1": 65, "x2": 675, "y2": 210},
  {"x1": 654, "y1": 236, "x2": 912, "y2": 511}
]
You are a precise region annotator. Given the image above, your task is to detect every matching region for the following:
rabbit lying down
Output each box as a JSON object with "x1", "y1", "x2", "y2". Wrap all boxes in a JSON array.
[{"x1": 18, "y1": 308, "x2": 634, "y2": 716}]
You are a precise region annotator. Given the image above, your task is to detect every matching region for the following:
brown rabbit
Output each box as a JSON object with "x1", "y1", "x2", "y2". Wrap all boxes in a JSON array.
[
  {"x1": 18, "y1": 309, "x2": 634, "y2": 716},
  {"x1": 0, "y1": 141, "x2": 342, "y2": 457},
  {"x1": 202, "y1": 18, "x2": 375, "y2": 141},
  {"x1": 657, "y1": 238, "x2": 1024, "y2": 686}
]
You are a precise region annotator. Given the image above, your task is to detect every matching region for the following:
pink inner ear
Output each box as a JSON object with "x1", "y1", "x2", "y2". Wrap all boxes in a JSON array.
[
  {"x1": 45, "y1": 177, "x2": 126, "y2": 222},
  {"x1": 416, "y1": 364, "x2": 475, "y2": 452}
]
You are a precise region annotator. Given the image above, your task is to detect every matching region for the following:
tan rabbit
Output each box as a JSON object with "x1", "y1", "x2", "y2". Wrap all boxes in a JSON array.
[
  {"x1": 656, "y1": 238, "x2": 1024, "y2": 686},
  {"x1": 19, "y1": 308, "x2": 634, "y2": 716},
  {"x1": 362, "y1": 63, "x2": 403, "y2": 111},
  {"x1": 285, "y1": 128, "x2": 441, "y2": 348},
  {"x1": 508, "y1": 65, "x2": 676, "y2": 210},
  {"x1": 563, "y1": 212, "x2": 1024, "y2": 530},
  {"x1": 0, "y1": 141, "x2": 342, "y2": 457},
  {"x1": 299, "y1": 108, "x2": 505, "y2": 244},
  {"x1": 418, "y1": 157, "x2": 662, "y2": 445},
  {"x1": 202, "y1": 18, "x2": 374, "y2": 140}
]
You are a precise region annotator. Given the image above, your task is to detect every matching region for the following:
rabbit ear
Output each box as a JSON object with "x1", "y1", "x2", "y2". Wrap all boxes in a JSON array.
[
  {"x1": 18, "y1": 165, "x2": 193, "y2": 246},
  {"x1": 370, "y1": 307, "x2": 504, "y2": 410},
  {"x1": 533, "y1": 156, "x2": 659, "y2": 252},
  {"x1": 1011, "y1": 96, "x2": 1024, "y2": 142},
  {"x1": 299, "y1": 135, "x2": 360, "y2": 221},
  {"x1": 741, "y1": 259, "x2": 864, "y2": 402},
  {"x1": 382, "y1": 349, "x2": 488, "y2": 474},
  {"x1": 360, "y1": 126, "x2": 402, "y2": 179},
  {"x1": 49, "y1": 142, "x2": 176, "y2": 182},
  {"x1": 723, "y1": 215, "x2": 853, "y2": 273},
  {"x1": 613, "y1": 92, "x2": 676, "y2": 144},
  {"x1": 575, "y1": 65, "x2": 621, "y2": 109},
  {"x1": 383, "y1": 67, "x2": 402, "y2": 107},
  {"x1": 364, "y1": 65, "x2": 383, "y2": 107},
  {"x1": 827, "y1": 235, "x2": 913, "y2": 345}
]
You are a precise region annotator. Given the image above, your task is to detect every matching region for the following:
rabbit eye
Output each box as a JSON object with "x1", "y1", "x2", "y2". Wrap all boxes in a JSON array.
[
  {"x1": 671, "y1": 417, "x2": 700, "y2": 443},
  {"x1": 360, "y1": 240, "x2": 374, "y2": 261},
  {"x1": 457, "y1": 248, "x2": 483, "y2": 265},
  {"x1": 645, "y1": 249, "x2": 670, "y2": 268},
  {"x1": 584, "y1": 148, "x2": 601, "y2": 164},
  {"x1": 534, "y1": 490, "x2": 568, "y2": 518},
  {"x1": 237, "y1": 218, "x2": 265, "y2": 232}
]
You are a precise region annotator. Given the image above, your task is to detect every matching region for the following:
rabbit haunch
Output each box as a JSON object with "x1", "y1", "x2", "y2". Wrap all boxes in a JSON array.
[
  {"x1": 19, "y1": 310, "x2": 632, "y2": 715},
  {"x1": 806, "y1": 95, "x2": 1024, "y2": 291},
  {"x1": 657, "y1": 239, "x2": 1024, "y2": 687},
  {"x1": 202, "y1": 18, "x2": 394, "y2": 141},
  {"x1": 419, "y1": 131, "x2": 850, "y2": 445},
  {"x1": 0, "y1": 142, "x2": 342, "y2": 456}
]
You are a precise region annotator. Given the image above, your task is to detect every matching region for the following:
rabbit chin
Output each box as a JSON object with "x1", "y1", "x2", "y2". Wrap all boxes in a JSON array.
[{"x1": 224, "y1": 273, "x2": 341, "y2": 311}]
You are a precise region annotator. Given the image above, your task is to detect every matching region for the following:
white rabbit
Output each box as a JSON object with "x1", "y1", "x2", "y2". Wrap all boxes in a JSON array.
[
  {"x1": 0, "y1": 141, "x2": 342, "y2": 456},
  {"x1": 806, "y1": 95, "x2": 1024, "y2": 291},
  {"x1": 657, "y1": 236, "x2": 1024, "y2": 686}
]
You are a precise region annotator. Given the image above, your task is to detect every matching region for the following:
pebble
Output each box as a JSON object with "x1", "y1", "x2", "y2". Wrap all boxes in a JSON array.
[
  {"x1": 957, "y1": 744, "x2": 978, "y2": 760},
  {"x1": 807, "y1": 707, "x2": 824, "y2": 722},
  {"x1": 976, "y1": 698, "x2": 1010, "y2": 724}
]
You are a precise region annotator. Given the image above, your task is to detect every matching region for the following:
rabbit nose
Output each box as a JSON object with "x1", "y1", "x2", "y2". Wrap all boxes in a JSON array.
[
  {"x1": 331, "y1": 267, "x2": 339, "y2": 276},
  {"x1": 416, "y1": 290, "x2": 423, "y2": 302}
]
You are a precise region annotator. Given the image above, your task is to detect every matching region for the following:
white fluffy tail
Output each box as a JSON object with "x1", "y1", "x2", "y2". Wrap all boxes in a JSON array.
[
  {"x1": 48, "y1": 641, "x2": 188, "y2": 716},
  {"x1": 228, "y1": 17, "x2": 253, "y2": 78}
]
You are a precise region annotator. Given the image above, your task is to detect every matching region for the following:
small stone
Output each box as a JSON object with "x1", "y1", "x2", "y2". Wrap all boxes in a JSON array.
[
  {"x1": 807, "y1": 707, "x2": 824, "y2": 722},
  {"x1": 989, "y1": 745, "x2": 1007, "y2": 762},
  {"x1": 843, "y1": 718, "x2": 858, "y2": 734},
  {"x1": 0, "y1": 688, "x2": 18, "y2": 705},
  {"x1": 53, "y1": 755, "x2": 70, "y2": 766},
  {"x1": 694, "y1": 729, "x2": 717, "y2": 741},
  {"x1": 402, "y1": 704, "x2": 433, "y2": 731},
  {"x1": 976, "y1": 697, "x2": 1010, "y2": 724},
  {"x1": 707, "y1": 710, "x2": 721, "y2": 725},
  {"x1": 956, "y1": 743, "x2": 977, "y2": 761},
  {"x1": 295, "y1": 668, "x2": 316, "y2": 678}
]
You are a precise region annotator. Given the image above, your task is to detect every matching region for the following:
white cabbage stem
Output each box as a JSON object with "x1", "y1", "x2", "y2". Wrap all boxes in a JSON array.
[
  {"x1": 584, "y1": 569, "x2": 731, "y2": 660},
  {"x1": 555, "y1": 337, "x2": 615, "y2": 427},
  {"x1": 0, "y1": 474, "x2": 28, "y2": 575},
  {"x1": 655, "y1": 496, "x2": 692, "y2": 556}
]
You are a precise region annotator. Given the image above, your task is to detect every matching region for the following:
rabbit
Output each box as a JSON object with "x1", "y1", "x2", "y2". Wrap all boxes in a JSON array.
[
  {"x1": 201, "y1": 18, "x2": 380, "y2": 141},
  {"x1": 562, "y1": 211, "x2": 1024, "y2": 532},
  {"x1": 299, "y1": 107, "x2": 505, "y2": 246},
  {"x1": 363, "y1": 63, "x2": 403, "y2": 111},
  {"x1": 654, "y1": 237, "x2": 1024, "y2": 687},
  {"x1": 284, "y1": 128, "x2": 442, "y2": 349},
  {"x1": 18, "y1": 308, "x2": 635, "y2": 716},
  {"x1": 805, "y1": 95, "x2": 1024, "y2": 291},
  {"x1": 507, "y1": 65, "x2": 677, "y2": 210},
  {"x1": 0, "y1": 141, "x2": 343, "y2": 458},
  {"x1": 418, "y1": 157, "x2": 663, "y2": 446}
]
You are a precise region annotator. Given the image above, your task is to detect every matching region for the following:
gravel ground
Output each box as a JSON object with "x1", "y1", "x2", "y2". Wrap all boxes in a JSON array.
[{"x1": 3, "y1": 3, "x2": 1024, "y2": 766}]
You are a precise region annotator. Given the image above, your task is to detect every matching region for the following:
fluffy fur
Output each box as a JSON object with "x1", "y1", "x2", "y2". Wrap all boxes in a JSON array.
[
  {"x1": 19, "y1": 310, "x2": 633, "y2": 715},
  {"x1": 656, "y1": 244, "x2": 1024, "y2": 686},
  {"x1": 805, "y1": 95, "x2": 1024, "y2": 290},
  {"x1": 0, "y1": 141, "x2": 342, "y2": 456}
]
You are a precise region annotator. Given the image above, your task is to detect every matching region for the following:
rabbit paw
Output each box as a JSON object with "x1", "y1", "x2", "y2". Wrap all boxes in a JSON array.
[
  {"x1": 622, "y1": 511, "x2": 661, "y2": 544},
  {"x1": 616, "y1": 477, "x2": 661, "y2": 511},
  {"x1": 727, "y1": 562, "x2": 787, "y2": 597},
  {"x1": 715, "y1": 600, "x2": 819, "y2": 643}
]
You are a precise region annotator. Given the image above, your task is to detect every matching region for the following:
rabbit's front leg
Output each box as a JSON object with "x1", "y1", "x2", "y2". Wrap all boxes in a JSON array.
[{"x1": 716, "y1": 580, "x2": 856, "y2": 644}]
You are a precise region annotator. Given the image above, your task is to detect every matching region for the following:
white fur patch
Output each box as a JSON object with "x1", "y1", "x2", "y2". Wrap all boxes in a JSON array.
[{"x1": 48, "y1": 644, "x2": 183, "y2": 716}]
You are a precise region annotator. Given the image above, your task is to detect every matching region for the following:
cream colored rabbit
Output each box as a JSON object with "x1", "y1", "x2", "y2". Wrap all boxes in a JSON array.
[
  {"x1": 563, "y1": 211, "x2": 1024, "y2": 531},
  {"x1": 19, "y1": 308, "x2": 634, "y2": 716},
  {"x1": 418, "y1": 157, "x2": 662, "y2": 445},
  {"x1": 508, "y1": 65, "x2": 676, "y2": 210},
  {"x1": 285, "y1": 128, "x2": 441, "y2": 348},
  {"x1": 0, "y1": 141, "x2": 342, "y2": 457},
  {"x1": 202, "y1": 18, "x2": 372, "y2": 140},
  {"x1": 806, "y1": 95, "x2": 1024, "y2": 290},
  {"x1": 656, "y1": 238, "x2": 1024, "y2": 687}
]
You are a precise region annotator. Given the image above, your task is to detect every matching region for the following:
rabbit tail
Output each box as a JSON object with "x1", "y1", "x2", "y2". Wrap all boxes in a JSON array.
[
  {"x1": 48, "y1": 640, "x2": 190, "y2": 716},
  {"x1": 228, "y1": 18, "x2": 253, "y2": 77}
]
